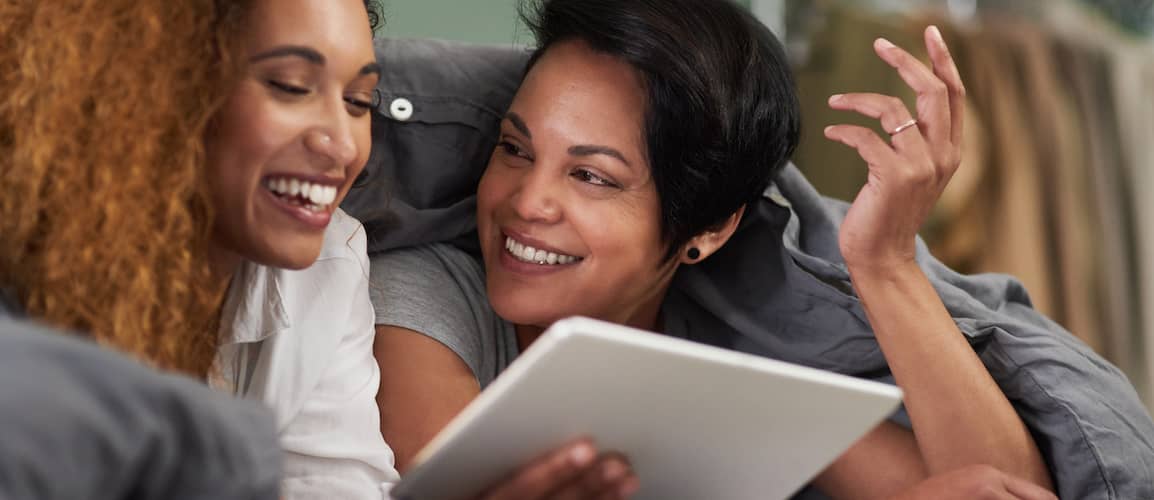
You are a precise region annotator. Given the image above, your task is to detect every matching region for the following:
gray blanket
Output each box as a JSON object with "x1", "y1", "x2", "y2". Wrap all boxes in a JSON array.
[{"x1": 0, "y1": 298, "x2": 281, "y2": 499}]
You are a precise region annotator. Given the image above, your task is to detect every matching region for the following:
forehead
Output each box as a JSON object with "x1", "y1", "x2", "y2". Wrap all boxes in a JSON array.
[
  {"x1": 243, "y1": 0, "x2": 374, "y2": 60},
  {"x1": 514, "y1": 40, "x2": 647, "y2": 151}
]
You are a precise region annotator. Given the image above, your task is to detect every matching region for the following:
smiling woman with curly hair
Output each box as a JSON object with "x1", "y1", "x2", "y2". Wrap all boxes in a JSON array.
[
  {"x1": 0, "y1": 0, "x2": 410, "y2": 496},
  {"x1": 0, "y1": 0, "x2": 250, "y2": 377}
]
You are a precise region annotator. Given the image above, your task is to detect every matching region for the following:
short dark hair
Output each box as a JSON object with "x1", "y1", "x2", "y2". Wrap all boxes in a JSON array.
[{"x1": 520, "y1": 0, "x2": 801, "y2": 259}]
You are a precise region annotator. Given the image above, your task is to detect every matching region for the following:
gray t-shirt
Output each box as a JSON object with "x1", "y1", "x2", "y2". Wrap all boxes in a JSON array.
[
  {"x1": 369, "y1": 243, "x2": 833, "y2": 499},
  {"x1": 370, "y1": 243, "x2": 518, "y2": 387},
  {"x1": 369, "y1": 243, "x2": 718, "y2": 388}
]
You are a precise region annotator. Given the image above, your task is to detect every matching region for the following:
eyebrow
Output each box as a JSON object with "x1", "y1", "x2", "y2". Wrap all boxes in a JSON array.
[
  {"x1": 569, "y1": 144, "x2": 631, "y2": 167},
  {"x1": 360, "y1": 62, "x2": 382, "y2": 79},
  {"x1": 505, "y1": 112, "x2": 532, "y2": 139},
  {"x1": 250, "y1": 45, "x2": 326, "y2": 65},
  {"x1": 504, "y1": 112, "x2": 631, "y2": 168},
  {"x1": 251, "y1": 46, "x2": 380, "y2": 80}
]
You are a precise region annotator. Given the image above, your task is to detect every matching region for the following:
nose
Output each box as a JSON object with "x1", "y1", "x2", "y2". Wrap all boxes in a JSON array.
[
  {"x1": 507, "y1": 162, "x2": 562, "y2": 224},
  {"x1": 303, "y1": 98, "x2": 359, "y2": 169}
]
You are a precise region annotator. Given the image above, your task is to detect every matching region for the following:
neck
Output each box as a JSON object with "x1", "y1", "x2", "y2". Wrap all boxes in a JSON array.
[
  {"x1": 513, "y1": 275, "x2": 673, "y2": 352},
  {"x1": 207, "y1": 242, "x2": 242, "y2": 292}
]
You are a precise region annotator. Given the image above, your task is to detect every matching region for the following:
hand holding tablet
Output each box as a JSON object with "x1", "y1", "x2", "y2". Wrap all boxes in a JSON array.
[{"x1": 393, "y1": 317, "x2": 903, "y2": 500}]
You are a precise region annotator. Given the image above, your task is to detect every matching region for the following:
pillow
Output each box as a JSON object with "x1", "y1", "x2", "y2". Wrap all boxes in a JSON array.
[{"x1": 342, "y1": 38, "x2": 530, "y2": 254}]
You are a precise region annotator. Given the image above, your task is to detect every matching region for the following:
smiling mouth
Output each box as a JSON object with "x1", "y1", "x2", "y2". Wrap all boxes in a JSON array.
[
  {"x1": 504, "y1": 235, "x2": 583, "y2": 266},
  {"x1": 264, "y1": 176, "x2": 338, "y2": 213}
]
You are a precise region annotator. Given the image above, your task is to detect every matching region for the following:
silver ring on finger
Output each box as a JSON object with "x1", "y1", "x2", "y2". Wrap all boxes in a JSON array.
[{"x1": 889, "y1": 118, "x2": 919, "y2": 136}]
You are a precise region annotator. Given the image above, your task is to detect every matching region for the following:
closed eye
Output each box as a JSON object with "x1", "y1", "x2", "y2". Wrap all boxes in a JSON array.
[
  {"x1": 267, "y1": 80, "x2": 309, "y2": 96},
  {"x1": 344, "y1": 96, "x2": 373, "y2": 117}
]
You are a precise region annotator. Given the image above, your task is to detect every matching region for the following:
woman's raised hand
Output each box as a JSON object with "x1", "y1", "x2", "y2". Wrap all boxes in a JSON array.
[{"x1": 825, "y1": 26, "x2": 966, "y2": 272}]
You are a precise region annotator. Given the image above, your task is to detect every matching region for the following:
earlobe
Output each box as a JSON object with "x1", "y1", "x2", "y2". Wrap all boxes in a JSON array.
[{"x1": 678, "y1": 205, "x2": 746, "y2": 265}]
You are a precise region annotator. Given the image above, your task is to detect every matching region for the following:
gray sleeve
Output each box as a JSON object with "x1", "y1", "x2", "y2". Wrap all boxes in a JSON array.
[
  {"x1": 0, "y1": 319, "x2": 281, "y2": 500},
  {"x1": 369, "y1": 244, "x2": 495, "y2": 384}
]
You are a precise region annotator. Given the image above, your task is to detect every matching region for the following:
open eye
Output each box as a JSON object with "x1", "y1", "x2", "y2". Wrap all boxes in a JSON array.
[
  {"x1": 571, "y1": 168, "x2": 619, "y2": 188},
  {"x1": 497, "y1": 140, "x2": 533, "y2": 162}
]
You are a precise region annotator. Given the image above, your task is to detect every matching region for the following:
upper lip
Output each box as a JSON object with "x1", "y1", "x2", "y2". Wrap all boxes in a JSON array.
[
  {"x1": 501, "y1": 227, "x2": 578, "y2": 257},
  {"x1": 264, "y1": 172, "x2": 345, "y2": 187}
]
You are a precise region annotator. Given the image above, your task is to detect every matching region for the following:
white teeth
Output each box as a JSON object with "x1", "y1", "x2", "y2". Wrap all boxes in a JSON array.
[
  {"x1": 503, "y1": 236, "x2": 581, "y2": 266},
  {"x1": 264, "y1": 176, "x2": 338, "y2": 208}
]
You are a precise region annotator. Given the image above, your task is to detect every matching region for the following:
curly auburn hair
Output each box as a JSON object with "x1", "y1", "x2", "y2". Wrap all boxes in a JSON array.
[
  {"x1": 0, "y1": 0, "x2": 382, "y2": 378},
  {"x1": 0, "y1": 0, "x2": 251, "y2": 377}
]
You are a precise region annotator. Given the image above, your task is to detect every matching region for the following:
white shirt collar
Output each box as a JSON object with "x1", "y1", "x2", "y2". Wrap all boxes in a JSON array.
[{"x1": 218, "y1": 259, "x2": 290, "y2": 346}]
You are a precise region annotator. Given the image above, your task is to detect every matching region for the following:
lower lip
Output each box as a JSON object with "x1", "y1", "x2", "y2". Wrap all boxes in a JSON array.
[
  {"x1": 496, "y1": 245, "x2": 580, "y2": 277},
  {"x1": 263, "y1": 188, "x2": 332, "y2": 230}
]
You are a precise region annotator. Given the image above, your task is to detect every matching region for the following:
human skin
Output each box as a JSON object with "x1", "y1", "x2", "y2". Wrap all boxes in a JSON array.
[{"x1": 376, "y1": 26, "x2": 1052, "y2": 500}]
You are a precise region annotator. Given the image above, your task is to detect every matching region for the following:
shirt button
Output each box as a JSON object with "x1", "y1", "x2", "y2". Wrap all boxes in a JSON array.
[{"x1": 389, "y1": 97, "x2": 414, "y2": 121}]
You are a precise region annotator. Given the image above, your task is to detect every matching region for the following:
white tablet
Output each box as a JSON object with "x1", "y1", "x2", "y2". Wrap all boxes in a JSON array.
[{"x1": 391, "y1": 317, "x2": 902, "y2": 500}]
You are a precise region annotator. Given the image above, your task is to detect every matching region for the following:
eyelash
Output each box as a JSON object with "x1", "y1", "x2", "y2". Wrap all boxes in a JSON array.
[
  {"x1": 497, "y1": 140, "x2": 620, "y2": 189},
  {"x1": 344, "y1": 97, "x2": 373, "y2": 114},
  {"x1": 267, "y1": 79, "x2": 309, "y2": 96},
  {"x1": 267, "y1": 80, "x2": 373, "y2": 116},
  {"x1": 498, "y1": 140, "x2": 531, "y2": 160},
  {"x1": 571, "y1": 168, "x2": 618, "y2": 188}
]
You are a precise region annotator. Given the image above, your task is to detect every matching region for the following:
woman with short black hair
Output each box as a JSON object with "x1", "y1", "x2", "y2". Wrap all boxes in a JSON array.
[{"x1": 371, "y1": 0, "x2": 1064, "y2": 497}]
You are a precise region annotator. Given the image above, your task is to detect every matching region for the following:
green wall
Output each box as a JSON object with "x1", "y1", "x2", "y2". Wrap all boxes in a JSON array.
[{"x1": 378, "y1": 0, "x2": 752, "y2": 44}]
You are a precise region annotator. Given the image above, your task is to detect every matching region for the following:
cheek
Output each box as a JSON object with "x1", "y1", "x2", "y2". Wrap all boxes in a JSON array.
[
  {"x1": 581, "y1": 194, "x2": 664, "y2": 255},
  {"x1": 476, "y1": 165, "x2": 511, "y2": 218},
  {"x1": 208, "y1": 90, "x2": 283, "y2": 186}
]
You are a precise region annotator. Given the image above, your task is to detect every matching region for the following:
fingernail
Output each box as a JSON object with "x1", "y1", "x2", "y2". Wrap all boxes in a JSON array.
[
  {"x1": 829, "y1": 94, "x2": 844, "y2": 104},
  {"x1": 876, "y1": 38, "x2": 895, "y2": 50},
  {"x1": 569, "y1": 444, "x2": 595, "y2": 466},
  {"x1": 823, "y1": 126, "x2": 836, "y2": 136}
]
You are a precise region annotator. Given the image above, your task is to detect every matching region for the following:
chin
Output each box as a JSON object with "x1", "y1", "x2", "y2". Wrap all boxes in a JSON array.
[
  {"x1": 488, "y1": 289, "x2": 571, "y2": 328},
  {"x1": 250, "y1": 241, "x2": 323, "y2": 270}
]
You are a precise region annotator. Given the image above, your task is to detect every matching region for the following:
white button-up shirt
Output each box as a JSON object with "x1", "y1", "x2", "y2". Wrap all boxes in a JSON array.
[{"x1": 213, "y1": 208, "x2": 400, "y2": 498}]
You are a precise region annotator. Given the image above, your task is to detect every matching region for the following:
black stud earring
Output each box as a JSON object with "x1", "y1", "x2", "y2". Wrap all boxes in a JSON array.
[{"x1": 687, "y1": 247, "x2": 701, "y2": 261}]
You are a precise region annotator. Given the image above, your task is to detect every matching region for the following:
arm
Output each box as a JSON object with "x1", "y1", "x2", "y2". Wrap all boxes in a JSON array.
[
  {"x1": 369, "y1": 245, "x2": 638, "y2": 498},
  {"x1": 813, "y1": 422, "x2": 928, "y2": 500},
  {"x1": 852, "y1": 261, "x2": 1051, "y2": 487},
  {"x1": 374, "y1": 324, "x2": 638, "y2": 499},
  {"x1": 823, "y1": 26, "x2": 1052, "y2": 490},
  {"x1": 892, "y1": 465, "x2": 1056, "y2": 500},
  {"x1": 374, "y1": 324, "x2": 480, "y2": 472}
]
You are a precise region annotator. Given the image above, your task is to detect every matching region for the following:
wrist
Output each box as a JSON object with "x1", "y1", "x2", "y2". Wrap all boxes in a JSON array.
[{"x1": 845, "y1": 255, "x2": 920, "y2": 283}]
